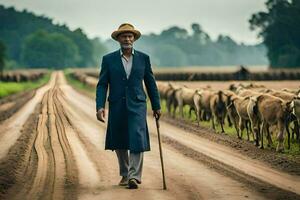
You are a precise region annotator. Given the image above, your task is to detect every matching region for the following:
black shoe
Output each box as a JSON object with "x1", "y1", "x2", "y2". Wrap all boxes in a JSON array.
[
  {"x1": 127, "y1": 178, "x2": 138, "y2": 189},
  {"x1": 118, "y1": 176, "x2": 128, "y2": 186}
]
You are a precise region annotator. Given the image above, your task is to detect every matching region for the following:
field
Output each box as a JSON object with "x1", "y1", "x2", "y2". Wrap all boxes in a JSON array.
[
  {"x1": 0, "y1": 73, "x2": 50, "y2": 98},
  {"x1": 0, "y1": 69, "x2": 299, "y2": 200}
]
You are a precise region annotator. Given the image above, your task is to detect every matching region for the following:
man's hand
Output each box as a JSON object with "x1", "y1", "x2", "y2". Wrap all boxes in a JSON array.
[
  {"x1": 153, "y1": 109, "x2": 161, "y2": 120},
  {"x1": 96, "y1": 108, "x2": 106, "y2": 123}
]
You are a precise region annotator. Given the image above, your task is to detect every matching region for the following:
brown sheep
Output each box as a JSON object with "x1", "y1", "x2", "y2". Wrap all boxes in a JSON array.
[
  {"x1": 157, "y1": 81, "x2": 172, "y2": 100},
  {"x1": 210, "y1": 90, "x2": 228, "y2": 133},
  {"x1": 282, "y1": 88, "x2": 300, "y2": 95},
  {"x1": 224, "y1": 91, "x2": 240, "y2": 138},
  {"x1": 175, "y1": 87, "x2": 197, "y2": 119},
  {"x1": 229, "y1": 83, "x2": 265, "y2": 93},
  {"x1": 251, "y1": 94, "x2": 292, "y2": 152},
  {"x1": 267, "y1": 90, "x2": 299, "y2": 148},
  {"x1": 193, "y1": 89, "x2": 203, "y2": 126},
  {"x1": 291, "y1": 98, "x2": 300, "y2": 149},
  {"x1": 267, "y1": 90, "x2": 296, "y2": 101},
  {"x1": 166, "y1": 83, "x2": 181, "y2": 117},
  {"x1": 231, "y1": 95, "x2": 255, "y2": 142},
  {"x1": 157, "y1": 82, "x2": 175, "y2": 116},
  {"x1": 193, "y1": 89, "x2": 214, "y2": 126},
  {"x1": 237, "y1": 88, "x2": 261, "y2": 97}
]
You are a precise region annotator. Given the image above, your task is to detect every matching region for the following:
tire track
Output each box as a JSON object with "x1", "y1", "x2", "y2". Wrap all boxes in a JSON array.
[
  {"x1": 28, "y1": 92, "x2": 51, "y2": 198},
  {"x1": 4, "y1": 72, "x2": 79, "y2": 199},
  {"x1": 0, "y1": 104, "x2": 40, "y2": 199},
  {"x1": 51, "y1": 89, "x2": 78, "y2": 199},
  {"x1": 47, "y1": 88, "x2": 66, "y2": 200},
  {"x1": 0, "y1": 72, "x2": 56, "y2": 160}
]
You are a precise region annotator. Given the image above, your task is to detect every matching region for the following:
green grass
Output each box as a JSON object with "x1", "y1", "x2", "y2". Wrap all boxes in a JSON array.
[{"x1": 0, "y1": 73, "x2": 51, "y2": 99}]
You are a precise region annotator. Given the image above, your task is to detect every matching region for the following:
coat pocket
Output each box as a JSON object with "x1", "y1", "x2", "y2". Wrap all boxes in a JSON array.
[
  {"x1": 134, "y1": 87, "x2": 147, "y2": 102},
  {"x1": 136, "y1": 94, "x2": 147, "y2": 102}
]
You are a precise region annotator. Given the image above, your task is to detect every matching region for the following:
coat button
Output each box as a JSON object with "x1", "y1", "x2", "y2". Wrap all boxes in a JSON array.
[
  {"x1": 122, "y1": 96, "x2": 125, "y2": 99},
  {"x1": 123, "y1": 78, "x2": 126, "y2": 80}
]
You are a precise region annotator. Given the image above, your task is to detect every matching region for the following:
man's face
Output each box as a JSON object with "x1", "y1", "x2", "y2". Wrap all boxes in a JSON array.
[{"x1": 117, "y1": 32, "x2": 135, "y2": 49}]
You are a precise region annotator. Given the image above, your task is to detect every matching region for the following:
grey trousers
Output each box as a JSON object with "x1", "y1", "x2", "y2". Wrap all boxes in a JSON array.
[{"x1": 115, "y1": 149, "x2": 144, "y2": 182}]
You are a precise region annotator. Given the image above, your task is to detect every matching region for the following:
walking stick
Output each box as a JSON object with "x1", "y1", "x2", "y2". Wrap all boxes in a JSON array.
[{"x1": 155, "y1": 116, "x2": 167, "y2": 190}]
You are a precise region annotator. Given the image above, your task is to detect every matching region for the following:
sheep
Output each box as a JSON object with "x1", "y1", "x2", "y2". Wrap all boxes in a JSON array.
[
  {"x1": 224, "y1": 91, "x2": 240, "y2": 138},
  {"x1": 229, "y1": 82, "x2": 265, "y2": 93},
  {"x1": 267, "y1": 90, "x2": 299, "y2": 148},
  {"x1": 165, "y1": 83, "x2": 181, "y2": 117},
  {"x1": 230, "y1": 94, "x2": 256, "y2": 142},
  {"x1": 175, "y1": 86, "x2": 197, "y2": 119},
  {"x1": 157, "y1": 81, "x2": 172, "y2": 100},
  {"x1": 267, "y1": 90, "x2": 296, "y2": 101},
  {"x1": 210, "y1": 90, "x2": 228, "y2": 133},
  {"x1": 193, "y1": 89, "x2": 203, "y2": 126},
  {"x1": 193, "y1": 89, "x2": 214, "y2": 126},
  {"x1": 291, "y1": 98, "x2": 300, "y2": 149},
  {"x1": 282, "y1": 88, "x2": 300, "y2": 95},
  {"x1": 251, "y1": 94, "x2": 292, "y2": 152},
  {"x1": 237, "y1": 88, "x2": 261, "y2": 97}
]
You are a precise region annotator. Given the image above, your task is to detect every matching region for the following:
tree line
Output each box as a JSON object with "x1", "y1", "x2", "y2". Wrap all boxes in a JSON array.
[
  {"x1": 250, "y1": 0, "x2": 300, "y2": 68},
  {"x1": 0, "y1": 1, "x2": 299, "y2": 69},
  {"x1": 0, "y1": 6, "x2": 107, "y2": 69},
  {"x1": 105, "y1": 24, "x2": 268, "y2": 67}
]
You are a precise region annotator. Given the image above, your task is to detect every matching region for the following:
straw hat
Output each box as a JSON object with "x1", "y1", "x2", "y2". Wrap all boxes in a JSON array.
[{"x1": 111, "y1": 23, "x2": 141, "y2": 41}]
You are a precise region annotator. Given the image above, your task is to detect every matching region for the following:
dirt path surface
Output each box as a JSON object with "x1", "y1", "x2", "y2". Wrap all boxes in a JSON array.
[
  {"x1": 0, "y1": 71, "x2": 299, "y2": 200},
  {"x1": 0, "y1": 73, "x2": 56, "y2": 160},
  {"x1": 0, "y1": 89, "x2": 36, "y2": 122}
]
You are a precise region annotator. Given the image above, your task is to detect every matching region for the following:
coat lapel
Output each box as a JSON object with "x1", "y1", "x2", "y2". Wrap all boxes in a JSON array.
[
  {"x1": 128, "y1": 51, "x2": 138, "y2": 81},
  {"x1": 115, "y1": 50, "x2": 128, "y2": 78}
]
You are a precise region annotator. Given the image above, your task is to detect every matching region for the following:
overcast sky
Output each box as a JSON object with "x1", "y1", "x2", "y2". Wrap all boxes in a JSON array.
[{"x1": 0, "y1": 0, "x2": 267, "y2": 44}]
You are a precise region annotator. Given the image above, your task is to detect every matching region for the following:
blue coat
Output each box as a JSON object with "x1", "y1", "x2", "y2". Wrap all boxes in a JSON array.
[{"x1": 96, "y1": 49, "x2": 161, "y2": 152}]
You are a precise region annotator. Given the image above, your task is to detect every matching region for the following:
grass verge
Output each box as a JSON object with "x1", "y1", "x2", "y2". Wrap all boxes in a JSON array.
[
  {"x1": 64, "y1": 69, "x2": 96, "y2": 98},
  {"x1": 0, "y1": 73, "x2": 51, "y2": 99}
]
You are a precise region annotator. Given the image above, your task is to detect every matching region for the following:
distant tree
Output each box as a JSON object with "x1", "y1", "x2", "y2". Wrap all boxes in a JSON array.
[
  {"x1": 191, "y1": 23, "x2": 210, "y2": 45},
  {"x1": 21, "y1": 30, "x2": 80, "y2": 68},
  {"x1": 191, "y1": 23, "x2": 202, "y2": 35},
  {"x1": 0, "y1": 40, "x2": 6, "y2": 76},
  {"x1": 64, "y1": 28, "x2": 94, "y2": 67},
  {"x1": 249, "y1": 0, "x2": 300, "y2": 68},
  {"x1": 160, "y1": 26, "x2": 189, "y2": 40},
  {"x1": 153, "y1": 44, "x2": 187, "y2": 66},
  {"x1": 106, "y1": 23, "x2": 268, "y2": 67},
  {"x1": 0, "y1": 5, "x2": 100, "y2": 67},
  {"x1": 91, "y1": 37, "x2": 108, "y2": 66}
]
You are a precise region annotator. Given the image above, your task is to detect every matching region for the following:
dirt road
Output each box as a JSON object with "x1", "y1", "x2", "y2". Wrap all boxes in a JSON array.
[{"x1": 0, "y1": 71, "x2": 299, "y2": 200}]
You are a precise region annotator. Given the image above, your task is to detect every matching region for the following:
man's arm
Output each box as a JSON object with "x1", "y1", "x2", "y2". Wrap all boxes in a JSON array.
[
  {"x1": 96, "y1": 56, "x2": 109, "y2": 112},
  {"x1": 144, "y1": 55, "x2": 161, "y2": 112}
]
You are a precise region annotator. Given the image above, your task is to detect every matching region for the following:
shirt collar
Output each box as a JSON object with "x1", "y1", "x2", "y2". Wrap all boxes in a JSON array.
[{"x1": 120, "y1": 48, "x2": 135, "y2": 56}]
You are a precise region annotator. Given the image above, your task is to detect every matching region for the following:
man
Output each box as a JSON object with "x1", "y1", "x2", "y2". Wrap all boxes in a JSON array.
[{"x1": 96, "y1": 23, "x2": 161, "y2": 189}]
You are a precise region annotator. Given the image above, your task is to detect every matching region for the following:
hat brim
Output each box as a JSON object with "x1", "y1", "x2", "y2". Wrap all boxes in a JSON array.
[{"x1": 111, "y1": 29, "x2": 141, "y2": 41}]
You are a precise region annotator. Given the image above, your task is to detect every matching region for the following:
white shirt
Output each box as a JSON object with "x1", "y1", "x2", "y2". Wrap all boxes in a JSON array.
[{"x1": 120, "y1": 49, "x2": 134, "y2": 79}]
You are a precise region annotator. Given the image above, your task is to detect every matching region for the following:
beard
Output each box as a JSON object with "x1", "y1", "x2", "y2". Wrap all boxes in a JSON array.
[{"x1": 121, "y1": 44, "x2": 133, "y2": 49}]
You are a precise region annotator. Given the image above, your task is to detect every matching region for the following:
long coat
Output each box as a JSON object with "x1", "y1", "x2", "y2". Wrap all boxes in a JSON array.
[{"x1": 96, "y1": 49, "x2": 161, "y2": 152}]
